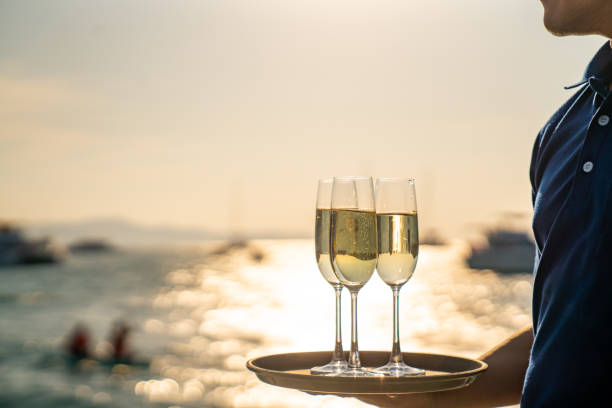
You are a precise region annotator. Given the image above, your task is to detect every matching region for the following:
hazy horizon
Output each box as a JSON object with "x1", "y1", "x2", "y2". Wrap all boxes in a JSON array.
[
  {"x1": 25, "y1": 215, "x2": 312, "y2": 246},
  {"x1": 1, "y1": 0, "x2": 605, "y2": 239}
]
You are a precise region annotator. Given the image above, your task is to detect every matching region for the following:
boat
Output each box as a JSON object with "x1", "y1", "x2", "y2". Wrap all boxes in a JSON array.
[
  {"x1": 466, "y1": 228, "x2": 535, "y2": 274},
  {"x1": 420, "y1": 229, "x2": 446, "y2": 246},
  {"x1": 0, "y1": 223, "x2": 64, "y2": 266},
  {"x1": 69, "y1": 238, "x2": 115, "y2": 253},
  {"x1": 210, "y1": 239, "x2": 267, "y2": 263}
]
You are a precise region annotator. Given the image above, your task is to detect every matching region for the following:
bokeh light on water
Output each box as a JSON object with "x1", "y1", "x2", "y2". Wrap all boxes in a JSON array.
[{"x1": 0, "y1": 240, "x2": 531, "y2": 407}]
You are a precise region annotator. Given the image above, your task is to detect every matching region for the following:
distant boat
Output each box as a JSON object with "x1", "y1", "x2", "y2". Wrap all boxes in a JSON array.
[
  {"x1": 210, "y1": 239, "x2": 267, "y2": 263},
  {"x1": 69, "y1": 238, "x2": 115, "y2": 253},
  {"x1": 466, "y1": 229, "x2": 535, "y2": 274},
  {"x1": 210, "y1": 239, "x2": 248, "y2": 256},
  {"x1": 0, "y1": 224, "x2": 64, "y2": 266},
  {"x1": 420, "y1": 229, "x2": 446, "y2": 246}
]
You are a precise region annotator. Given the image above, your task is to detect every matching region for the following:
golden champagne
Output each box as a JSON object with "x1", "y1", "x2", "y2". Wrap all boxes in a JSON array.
[
  {"x1": 330, "y1": 209, "x2": 377, "y2": 289},
  {"x1": 376, "y1": 212, "x2": 419, "y2": 287},
  {"x1": 315, "y1": 208, "x2": 341, "y2": 286}
]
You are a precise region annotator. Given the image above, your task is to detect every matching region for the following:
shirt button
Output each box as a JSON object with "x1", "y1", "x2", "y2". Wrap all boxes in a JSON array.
[
  {"x1": 583, "y1": 161, "x2": 594, "y2": 173},
  {"x1": 598, "y1": 115, "x2": 610, "y2": 126}
]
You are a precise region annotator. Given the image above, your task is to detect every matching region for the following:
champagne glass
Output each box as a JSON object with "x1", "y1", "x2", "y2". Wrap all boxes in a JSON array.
[
  {"x1": 374, "y1": 178, "x2": 425, "y2": 376},
  {"x1": 311, "y1": 178, "x2": 348, "y2": 375},
  {"x1": 330, "y1": 176, "x2": 379, "y2": 377}
]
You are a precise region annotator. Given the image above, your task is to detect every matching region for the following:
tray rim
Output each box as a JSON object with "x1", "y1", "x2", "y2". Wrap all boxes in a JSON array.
[{"x1": 246, "y1": 350, "x2": 488, "y2": 394}]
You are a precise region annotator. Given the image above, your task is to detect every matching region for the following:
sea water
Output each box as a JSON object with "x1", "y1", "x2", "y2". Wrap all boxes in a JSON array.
[{"x1": 0, "y1": 240, "x2": 532, "y2": 407}]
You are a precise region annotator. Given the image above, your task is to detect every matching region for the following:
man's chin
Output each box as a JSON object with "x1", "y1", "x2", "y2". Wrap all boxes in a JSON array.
[
  {"x1": 544, "y1": 25, "x2": 572, "y2": 36},
  {"x1": 543, "y1": 15, "x2": 581, "y2": 36}
]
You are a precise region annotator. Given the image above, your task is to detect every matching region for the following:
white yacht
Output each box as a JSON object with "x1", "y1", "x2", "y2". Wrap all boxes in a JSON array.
[
  {"x1": 467, "y1": 228, "x2": 535, "y2": 274},
  {"x1": 0, "y1": 224, "x2": 64, "y2": 266}
]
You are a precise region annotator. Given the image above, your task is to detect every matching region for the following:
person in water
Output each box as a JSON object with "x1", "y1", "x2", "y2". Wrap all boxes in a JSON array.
[
  {"x1": 65, "y1": 323, "x2": 92, "y2": 359},
  {"x1": 108, "y1": 320, "x2": 133, "y2": 362}
]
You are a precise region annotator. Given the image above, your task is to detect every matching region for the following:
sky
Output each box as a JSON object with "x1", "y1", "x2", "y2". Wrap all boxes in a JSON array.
[{"x1": 0, "y1": 0, "x2": 605, "y2": 239}]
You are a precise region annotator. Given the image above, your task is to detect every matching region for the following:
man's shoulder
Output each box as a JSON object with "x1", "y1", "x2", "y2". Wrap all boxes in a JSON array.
[
  {"x1": 529, "y1": 83, "x2": 593, "y2": 191},
  {"x1": 534, "y1": 85, "x2": 590, "y2": 151}
]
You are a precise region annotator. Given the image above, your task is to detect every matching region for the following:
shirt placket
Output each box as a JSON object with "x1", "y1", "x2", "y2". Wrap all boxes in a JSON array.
[{"x1": 573, "y1": 85, "x2": 611, "y2": 198}]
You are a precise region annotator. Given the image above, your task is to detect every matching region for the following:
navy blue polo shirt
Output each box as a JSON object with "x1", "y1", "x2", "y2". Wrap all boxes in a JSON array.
[{"x1": 522, "y1": 42, "x2": 612, "y2": 407}]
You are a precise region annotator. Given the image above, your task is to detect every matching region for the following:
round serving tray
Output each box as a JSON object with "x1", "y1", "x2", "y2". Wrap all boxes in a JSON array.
[{"x1": 247, "y1": 351, "x2": 487, "y2": 395}]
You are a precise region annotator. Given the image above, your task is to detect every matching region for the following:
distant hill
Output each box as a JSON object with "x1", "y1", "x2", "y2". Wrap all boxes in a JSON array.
[{"x1": 27, "y1": 218, "x2": 309, "y2": 246}]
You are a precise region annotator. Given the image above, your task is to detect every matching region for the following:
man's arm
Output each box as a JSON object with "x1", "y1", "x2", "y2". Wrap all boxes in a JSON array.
[{"x1": 354, "y1": 325, "x2": 533, "y2": 408}]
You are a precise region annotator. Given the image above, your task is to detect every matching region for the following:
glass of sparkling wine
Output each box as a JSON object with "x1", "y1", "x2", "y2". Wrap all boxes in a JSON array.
[
  {"x1": 311, "y1": 178, "x2": 348, "y2": 375},
  {"x1": 330, "y1": 176, "x2": 379, "y2": 377},
  {"x1": 374, "y1": 178, "x2": 425, "y2": 376}
]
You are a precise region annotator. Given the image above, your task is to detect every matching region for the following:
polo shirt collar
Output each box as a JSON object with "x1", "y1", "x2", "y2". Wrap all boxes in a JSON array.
[
  {"x1": 565, "y1": 41, "x2": 612, "y2": 100},
  {"x1": 583, "y1": 41, "x2": 612, "y2": 81}
]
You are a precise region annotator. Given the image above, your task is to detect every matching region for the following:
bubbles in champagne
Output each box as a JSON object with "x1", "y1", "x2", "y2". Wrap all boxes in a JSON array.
[{"x1": 330, "y1": 209, "x2": 377, "y2": 289}]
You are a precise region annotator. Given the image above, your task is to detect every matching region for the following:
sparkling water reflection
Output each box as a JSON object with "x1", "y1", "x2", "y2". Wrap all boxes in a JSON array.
[{"x1": 0, "y1": 240, "x2": 531, "y2": 407}]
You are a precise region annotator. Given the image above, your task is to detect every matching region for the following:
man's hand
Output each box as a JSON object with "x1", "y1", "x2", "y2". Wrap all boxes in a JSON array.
[
  {"x1": 306, "y1": 392, "x2": 434, "y2": 408},
  {"x1": 349, "y1": 392, "x2": 434, "y2": 408},
  {"x1": 349, "y1": 326, "x2": 533, "y2": 408}
]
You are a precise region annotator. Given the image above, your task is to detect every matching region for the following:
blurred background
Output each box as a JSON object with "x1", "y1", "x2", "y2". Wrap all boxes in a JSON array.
[{"x1": 0, "y1": 0, "x2": 604, "y2": 407}]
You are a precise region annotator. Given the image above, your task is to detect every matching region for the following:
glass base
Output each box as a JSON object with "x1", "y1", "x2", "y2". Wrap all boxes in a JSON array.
[
  {"x1": 373, "y1": 361, "x2": 425, "y2": 377},
  {"x1": 334, "y1": 367, "x2": 383, "y2": 377},
  {"x1": 310, "y1": 360, "x2": 348, "y2": 375}
]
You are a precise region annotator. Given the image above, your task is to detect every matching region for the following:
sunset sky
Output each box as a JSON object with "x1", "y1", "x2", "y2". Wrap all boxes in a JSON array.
[{"x1": 0, "y1": 0, "x2": 604, "y2": 239}]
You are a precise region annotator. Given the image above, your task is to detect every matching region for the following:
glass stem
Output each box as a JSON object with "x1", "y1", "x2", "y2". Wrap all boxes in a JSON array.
[
  {"x1": 331, "y1": 285, "x2": 344, "y2": 362},
  {"x1": 390, "y1": 287, "x2": 404, "y2": 364},
  {"x1": 349, "y1": 290, "x2": 361, "y2": 368}
]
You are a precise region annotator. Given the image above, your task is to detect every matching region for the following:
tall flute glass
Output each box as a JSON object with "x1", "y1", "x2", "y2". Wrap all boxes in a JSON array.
[
  {"x1": 330, "y1": 176, "x2": 379, "y2": 377},
  {"x1": 311, "y1": 178, "x2": 348, "y2": 375},
  {"x1": 374, "y1": 178, "x2": 425, "y2": 376}
]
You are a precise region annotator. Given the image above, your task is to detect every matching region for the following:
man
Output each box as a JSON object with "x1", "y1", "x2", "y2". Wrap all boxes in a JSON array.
[{"x1": 354, "y1": 1, "x2": 612, "y2": 406}]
